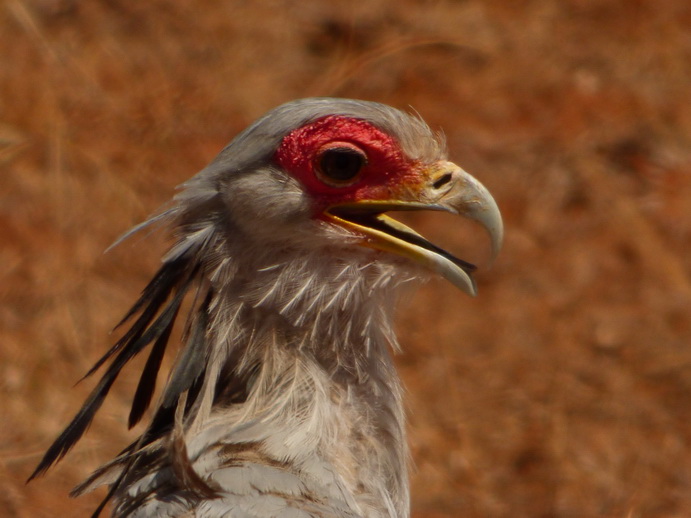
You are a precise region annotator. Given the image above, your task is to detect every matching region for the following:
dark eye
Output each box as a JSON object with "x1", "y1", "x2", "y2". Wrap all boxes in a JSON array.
[{"x1": 318, "y1": 146, "x2": 367, "y2": 184}]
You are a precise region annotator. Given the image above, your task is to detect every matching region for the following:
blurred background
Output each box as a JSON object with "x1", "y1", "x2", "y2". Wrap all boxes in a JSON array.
[{"x1": 1, "y1": 1, "x2": 690, "y2": 516}]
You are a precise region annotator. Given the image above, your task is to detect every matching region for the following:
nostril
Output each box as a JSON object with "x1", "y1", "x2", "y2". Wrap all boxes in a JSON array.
[{"x1": 432, "y1": 173, "x2": 453, "y2": 190}]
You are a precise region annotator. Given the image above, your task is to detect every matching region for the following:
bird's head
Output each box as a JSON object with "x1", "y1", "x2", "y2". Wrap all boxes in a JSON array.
[{"x1": 162, "y1": 98, "x2": 502, "y2": 296}]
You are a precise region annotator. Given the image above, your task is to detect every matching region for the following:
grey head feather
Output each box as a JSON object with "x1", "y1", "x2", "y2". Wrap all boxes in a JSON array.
[
  {"x1": 124, "y1": 97, "x2": 446, "y2": 243},
  {"x1": 115, "y1": 97, "x2": 445, "y2": 248}
]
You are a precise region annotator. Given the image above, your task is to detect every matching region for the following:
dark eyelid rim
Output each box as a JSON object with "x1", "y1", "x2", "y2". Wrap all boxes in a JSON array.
[
  {"x1": 319, "y1": 144, "x2": 368, "y2": 162},
  {"x1": 315, "y1": 144, "x2": 368, "y2": 186}
]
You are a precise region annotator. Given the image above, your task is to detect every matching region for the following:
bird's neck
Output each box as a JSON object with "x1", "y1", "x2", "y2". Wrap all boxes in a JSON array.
[{"x1": 199, "y1": 250, "x2": 412, "y2": 515}]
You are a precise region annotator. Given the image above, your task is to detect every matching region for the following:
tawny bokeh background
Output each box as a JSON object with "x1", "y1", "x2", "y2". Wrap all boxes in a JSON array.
[{"x1": 2, "y1": 1, "x2": 690, "y2": 516}]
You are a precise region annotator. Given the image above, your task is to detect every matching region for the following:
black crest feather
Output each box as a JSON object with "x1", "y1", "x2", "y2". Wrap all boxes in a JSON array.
[{"x1": 28, "y1": 257, "x2": 199, "y2": 481}]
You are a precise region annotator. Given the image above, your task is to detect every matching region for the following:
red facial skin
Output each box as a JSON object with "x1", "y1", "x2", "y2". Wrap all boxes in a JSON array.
[{"x1": 274, "y1": 115, "x2": 424, "y2": 217}]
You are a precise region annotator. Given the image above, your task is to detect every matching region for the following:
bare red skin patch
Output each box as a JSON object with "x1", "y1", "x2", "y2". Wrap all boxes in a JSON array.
[{"x1": 274, "y1": 115, "x2": 422, "y2": 216}]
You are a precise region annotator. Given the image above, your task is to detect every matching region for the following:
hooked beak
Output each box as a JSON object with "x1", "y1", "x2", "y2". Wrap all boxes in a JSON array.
[{"x1": 324, "y1": 161, "x2": 503, "y2": 296}]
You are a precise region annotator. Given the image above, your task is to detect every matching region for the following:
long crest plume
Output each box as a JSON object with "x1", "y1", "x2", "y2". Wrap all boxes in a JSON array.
[{"x1": 28, "y1": 227, "x2": 211, "y2": 480}]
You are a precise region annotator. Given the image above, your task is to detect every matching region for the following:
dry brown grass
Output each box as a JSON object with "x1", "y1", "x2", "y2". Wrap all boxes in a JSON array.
[{"x1": 2, "y1": 0, "x2": 690, "y2": 516}]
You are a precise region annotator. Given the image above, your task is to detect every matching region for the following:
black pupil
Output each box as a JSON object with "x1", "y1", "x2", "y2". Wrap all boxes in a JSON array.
[{"x1": 320, "y1": 148, "x2": 365, "y2": 182}]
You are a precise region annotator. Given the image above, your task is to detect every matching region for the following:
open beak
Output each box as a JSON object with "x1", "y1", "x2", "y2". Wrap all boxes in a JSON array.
[{"x1": 325, "y1": 161, "x2": 503, "y2": 296}]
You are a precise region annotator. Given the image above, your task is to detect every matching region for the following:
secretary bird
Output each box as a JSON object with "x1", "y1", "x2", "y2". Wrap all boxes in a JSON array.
[{"x1": 30, "y1": 98, "x2": 503, "y2": 517}]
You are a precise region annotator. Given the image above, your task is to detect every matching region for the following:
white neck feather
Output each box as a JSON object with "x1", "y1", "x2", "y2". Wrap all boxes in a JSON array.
[{"x1": 184, "y1": 246, "x2": 415, "y2": 517}]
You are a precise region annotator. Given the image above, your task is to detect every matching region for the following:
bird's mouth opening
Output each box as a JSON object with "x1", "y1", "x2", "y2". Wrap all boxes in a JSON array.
[
  {"x1": 330, "y1": 207, "x2": 477, "y2": 273},
  {"x1": 325, "y1": 202, "x2": 480, "y2": 295}
]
